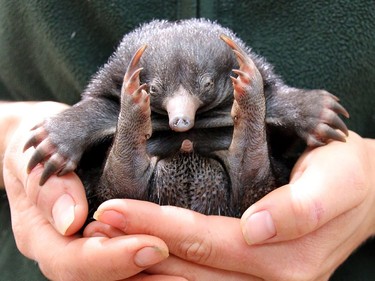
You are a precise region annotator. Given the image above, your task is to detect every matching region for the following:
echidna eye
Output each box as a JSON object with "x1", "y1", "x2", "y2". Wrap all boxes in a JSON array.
[
  {"x1": 149, "y1": 85, "x2": 158, "y2": 95},
  {"x1": 204, "y1": 80, "x2": 214, "y2": 89},
  {"x1": 200, "y1": 76, "x2": 214, "y2": 93}
]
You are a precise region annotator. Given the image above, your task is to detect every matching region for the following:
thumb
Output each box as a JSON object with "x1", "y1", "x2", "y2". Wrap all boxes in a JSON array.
[
  {"x1": 240, "y1": 138, "x2": 367, "y2": 245},
  {"x1": 26, "y1": 166, "x2": 89, "y2": 235}
]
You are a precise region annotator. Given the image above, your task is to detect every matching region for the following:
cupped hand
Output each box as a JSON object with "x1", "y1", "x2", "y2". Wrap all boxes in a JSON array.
[
  {"x1": 92, "y1": 132, "x2": 375, "y2": 281},
  {"x1": 3, "y1": 102, "x2": 183, "y2": 281}
]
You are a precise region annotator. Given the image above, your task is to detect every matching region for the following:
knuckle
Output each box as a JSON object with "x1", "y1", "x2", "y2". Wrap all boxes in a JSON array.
[
  {"x1": 290, "y1": 194, "x2": 325, "y2": 237},
  {"x1": 179, "y1": 235, "x2": 213, "y2": 264}
]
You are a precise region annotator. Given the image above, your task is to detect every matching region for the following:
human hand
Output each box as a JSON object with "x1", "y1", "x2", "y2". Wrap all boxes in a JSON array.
[
  {"x1": 92, "y1": 132, "x2": 375, "y2": 281},
  {"x1": 3, "y1": 102, "x2": 183, "y2": 281}
]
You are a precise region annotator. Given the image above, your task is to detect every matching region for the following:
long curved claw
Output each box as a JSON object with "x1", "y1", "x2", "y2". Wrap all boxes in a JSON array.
[
  {"x1": 306, "y1": 135, "x2": 326, "y2": 147},
  {"x1": 221, "y1": 34, "x2": 264, "y2": 104},
  {"x1": 327, "y1": 112, "x2": 349, "y2": 136},
  {"x1": 123, "y1": 45, "x2": 147, "y2": 94},
  {"x1": 127, "y1": 45, "x2": 147, "y2": 72},
  {"x1": 121, "y1": 46, "x2": 151, "y2": 119},
  {"x1": 232, "y1": 50, "x2": 247, "y2": 70},
  {"x1": 40, "y1": 161, "x2": 60, "y2": 186},
  {"x1": 23, "y1": 126, "x2": 47, "y2": 152},
  {"x1": 38, "y1": 153, "x2": 74, "y2": 185},
  {"x1": 328, "y1": 93, "x2": 340, "y2": 101},
  {"x1": 25, "y1": 125, "x2": 79, "y2": 185},
  {"x1": 319, "y1": 94, "x2": 349, "y2": 140},
  {"x1": 302, "y1": 91, "x2": 350, "y2": 147},
  {"x1": 27, "y1": 149, "x2": 48, "y2": 174},
  {"x1": 24, "y1": 135, "x2": 38, "y2": 153},
  {"x1": 307, "y1": 123, "x2": 346, "y2": 147},
  {"x1": 26, "y1": 138, "x2": 56, "y2": 174},
  {"x1": 132, "y1": 83, "x2": 148, "y2": 103},
  {"x1": 232, "y1": 69, "x2": 251, "y2": 84},
  {"x1": 220, "y1": 34, "x2": 257, "y2": 76},
  {"x1": 122, "y1": 68, "x2": 143, "y2": 95},
  {"x1": 319, "y1": 123, "x2": 347, "y2": 143},
  {"x1": 330, "y1": 99, "x2": 350, "y2": 119},
  {"x1": 220, "y1": 34, "x2": 242, "y2": 52}
]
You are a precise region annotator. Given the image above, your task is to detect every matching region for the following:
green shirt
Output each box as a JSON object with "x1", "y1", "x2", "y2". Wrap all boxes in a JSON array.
[{"x1": 1, "y1": 1, "x2": 374, "y2": 280}]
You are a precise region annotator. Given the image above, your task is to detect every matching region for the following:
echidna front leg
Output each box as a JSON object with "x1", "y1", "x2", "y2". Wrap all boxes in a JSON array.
[
  {"x1": 221, "y1": 35, "x2": 277, "y2": 213},
  {"x1": 98, "y1": 46, "x2": 154, "y2": 202}
]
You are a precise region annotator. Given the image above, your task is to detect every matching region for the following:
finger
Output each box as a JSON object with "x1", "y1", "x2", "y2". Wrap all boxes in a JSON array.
[
  {"x1": 147, "y1": 255, "x2": 262, "y2": 281},
  {"x1": 37, "y1": 235, "x2": 169, "y2": 281},
  {"x1": 94, "y1": 204, "x2": 260, "y2": 281},
  {"x1": 92, "y1": 198, "x2": 358, "y2": 280},
  {"x1": 83, "y1": 220, "x2": 127, "y2": 238},
  {"x1": 26, "y1": 166, "x2": 88, "y2": 235},
  {"x1": 5, "y1": 169, "x2": 170, "y2": 281},
  {"x1": 126, "y1": 273, "x2": 187, "y2": 281},
  {"x1": 241, "y1": 132, "x2": 369, "y2": 244},
  {"x1": 93, "y1": 199, "x2": 255, "y2": 274}
]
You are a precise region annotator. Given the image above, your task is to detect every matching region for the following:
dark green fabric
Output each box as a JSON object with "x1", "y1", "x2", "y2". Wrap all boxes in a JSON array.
[
  {"x1": 0, "y1": 0, "x2": 374, "y2": 280},
  {"x1": 0, "y1": 0, "x2": 186, "y2": 104}
]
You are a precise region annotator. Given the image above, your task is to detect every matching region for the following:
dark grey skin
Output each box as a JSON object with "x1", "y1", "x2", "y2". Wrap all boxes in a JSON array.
[{"x1": 24, "y1": 19, "x2": 349, "y2": 218}]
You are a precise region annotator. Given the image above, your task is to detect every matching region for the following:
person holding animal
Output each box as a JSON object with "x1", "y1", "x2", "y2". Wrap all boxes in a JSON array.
[
  {"x1": 22, "y1": 20, "x2": 349, "y2": 218},
  {"x1": 3, "y1": 102, "x2": 375, "y2": 280},
  {"x1": 1, "y1": 1, "x2": 375, "y2": 281}
]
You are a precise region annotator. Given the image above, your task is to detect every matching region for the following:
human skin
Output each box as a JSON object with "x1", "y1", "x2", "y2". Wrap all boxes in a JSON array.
[
  {"x1": 2, "y1": 101, "x2": 375, "y2": 280},
  {"x1": 88, "y1": 132, "x2": 375, "y2": 280},
  {"x1": 1, "y1": 102, "x2": 184, "y2": 281}
]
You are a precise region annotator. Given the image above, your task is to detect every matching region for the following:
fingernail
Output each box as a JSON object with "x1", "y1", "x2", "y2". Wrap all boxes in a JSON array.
[
  {"x1": 243, "y1": 210, "x2": 276, "y2": 245},
  {"x1": 93, "y1": 209, "x2": 126, "y2": 230},
  {"x1": 52, "y1": 194, "x2": 76, "y2": 235},
  {"x1": 134, "y1": 246, "x2": 169, "y2": 268}
]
